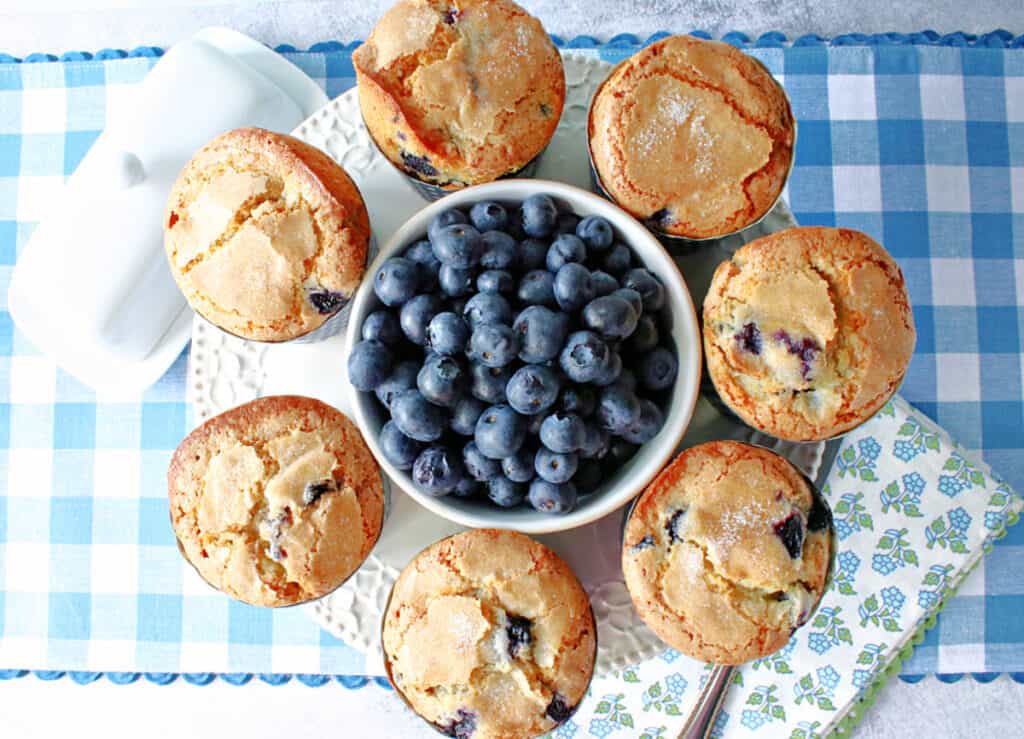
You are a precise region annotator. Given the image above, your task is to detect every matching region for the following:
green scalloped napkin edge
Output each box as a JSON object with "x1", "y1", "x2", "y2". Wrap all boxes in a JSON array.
[{"x1": 826, "y1": 503, "x2": 1023, "y2": 737}]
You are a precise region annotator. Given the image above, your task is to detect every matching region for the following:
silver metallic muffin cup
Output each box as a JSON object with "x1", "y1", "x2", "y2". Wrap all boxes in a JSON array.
[
  {"x1": 173, "y1": 468, "x2": 392, "y2": 609},
  {"x1": 619, "y1": 441, "x2": 838, "y2": 629},
  {"x1": 379, "y1": 531, "x2": 598, "y2": 737},
  {"x1": 401, "y1": 150, "x2": 545, "y2": 203},
  {"x1": 585, "y1": 54, "x2": 797, "y2": 251}
]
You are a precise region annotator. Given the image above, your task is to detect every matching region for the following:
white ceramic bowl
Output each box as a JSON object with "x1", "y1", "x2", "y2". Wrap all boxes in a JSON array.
[{"x1": 344, "y1": 179, "x2": 702, "y2": 534}]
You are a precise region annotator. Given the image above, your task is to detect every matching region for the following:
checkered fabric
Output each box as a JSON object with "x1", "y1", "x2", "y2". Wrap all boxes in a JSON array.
[{"x1": 0, "y1": 38, "x2": 1021, "y2": 677}]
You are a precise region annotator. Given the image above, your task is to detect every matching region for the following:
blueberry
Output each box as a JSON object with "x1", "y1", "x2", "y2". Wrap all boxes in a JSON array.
[
  {"x1": 469, "y1": 362, "x2": 511, "y2": 404},
  {"x1": 502, "y1": 446, "x2": 536, "y2": 483},
  {"x1": 451, "y1": 396, "x2": 487, "y2": 436},
  {"x1": 553, "y1": 263, "x2": 595, "y2": 312},
  {"x1": 613, "y1": 368, "x2": 638, "y2": 394},
  {"x1": 555, "y1": 212, "x2": 580, "y2": 235},
  {"x1": 606, "y1": 438, "x2": 638, "y2": 468},
  {"x1": 505, "y1": 209, "x2": 526, "y2": 240},
  {"x1": 521, "y1": 194, "x2": 558, "y2": 238},
  {"x1": 307, "y1": 289, "x2": 348, "y2": 315},
  {"x1": 612, "y1": 287, "x2": 643, "y2": 317},
  {"x1": 468, "y1": 323, "x2": 520, "y2": 367},
  {"x1": 590, "y1": 270, "x2": 619, "y2": 297},
  {"x1": 436, "y1": 709, "x2": 477, "y2": 739},
  {"x1": 379, "y1": 420, "x2": 421, "y2": 470},
  {"x1": 404, "y1": 239, "x2": 441, "y2": 291},
  {"x1": 463, "y1": 292, "x2": 512, "y2": 328},
  {"x1": 514, "y1": 305, "x2": 569, "y2": 363},
  {"x1": 391, "y1": 389, "x2": 446, "y2": 442},
  {"x1": 506, "y1": 365, "x2": 561, "y2": 415},
  {"x1": 560, "y1": 385, "x2": 596, "y2": 417},
  {"x1": 622, "y1": 268, "x2": 665, "y2": 312},
  {"x1": 428, "y1": 208, "x2": 468, "y2": 244},
  {"x1": 439, "y1": 264, "x2": 476, "y2": 297},
  {"x1": 559, "y1": 330, "x2": 611, "y2": 383},
  {"x1": 411, "y1": 446, "x2": 463, "y2": 496},
  {"x1": 546, "y1": 234, "x2": 586, "y2": 272},
  {"x1": 546, "y1": 695, "x2": 574, "y2": 724},
  {"x1": 488, "y1": 475, "x2": 527, "y2": 508},
  {"x1": 591, "y1": 351, "x2": 622, "y2": 387},
  {"x1": 425, "y1": 311, "x2": 470, "y2": 356},
  {"x1": 665, "y1": 508, "x2": 688, "y2": 543},
  {"x1": 621, "y1": 399, "x2": 665, "y2": 444},
  {"x1": 625, "y1": 314, "x2": 659, "y2": 354},
  {"x1": 417, "y1": 354, "x2": 465, "y2": 407},
  {"x1": 469, "y1": 200, "x2": 508, "y2": 232},
  {"x1": 773, "y1": 514, "x2": 805, "y2": 559},
  {"x1": 477, "y1": 269, "x2": 514, "y2": 295},
  {"x1": 431, "y1": 223, "x2": 482, "y2": 268},
  {"x1": 517, "y1": 269, "x2": 557, "y2": 307},
  {"x1": 478, "y1": 232, "x2": 516, "y2": 271},
  {"x1": 576, "y1": 215, "x2": 614, "y2": 251},
  {"x1": 375, "y1": 360, "x2": 419, "y2": 409},
  {"x1": 639, "y1": 346, "x2": 678, "y2": 391},
  {"x1": 372, "y1": 257, "x2": 419, "y2": 306},
  {"x1": 602, "y1": 243, "x2": 632, "y2": 275},
  {"x1": 399, "y1": 294, "x2": 443, "y2": 345},
  {"x1": 574, "y1": 460, "x2": 603, "y2": 494},
  {"x1": 453, "y1": 477, "x2": 481, "y2": 498},
  {"x1": 582, "y1": 295, "x2": 639, "y2": 340},
  {"x1": 474, "y1": 404, "x2": 527, "y2": 459},
  {"x1": 518, "y1": 239, "x2": 549, "y2": 271},
  {"x1": 347, "y1": 339, "x2": 392, "y2": 391},
  {"x1": 528, "y1": 479, "x2": 577, "y2": 514},
  {"x1": 579, "y1": 423, "x2": 610, "y2": 459},
  {"x1": 362, "y1": 309, "x2": 402, "y2": 345},
  {"x1": 463, "y1": 441, "x2": 502, "y2": 481},
  {"x1": 734, "y1": 322, "x2": 762, "y2": 354},
  {"x1": 597, "y1": 386, "x2": 641, "y2": 434},
  {"x1": 534, "y1": 446, "x2": 578, "y2": 484},
  {"x1": 505, "y1": 614, "x2": 533, "y2": 657},
  {"x1": 539, "y1": 412, "x2": 586, "y2": 453}
]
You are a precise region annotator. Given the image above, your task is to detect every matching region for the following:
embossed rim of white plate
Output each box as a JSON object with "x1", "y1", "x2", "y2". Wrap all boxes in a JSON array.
[{"x1": 344, "y1": 178, "x2": 704, "y2": 535}]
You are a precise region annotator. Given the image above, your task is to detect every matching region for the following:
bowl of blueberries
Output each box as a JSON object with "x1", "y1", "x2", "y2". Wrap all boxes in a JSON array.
[{"x1": 344, "y1": 180, "x2": 702, "y2": 533}]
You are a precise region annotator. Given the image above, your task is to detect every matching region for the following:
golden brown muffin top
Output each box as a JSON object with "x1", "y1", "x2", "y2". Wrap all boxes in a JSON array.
[
  {"x1": 164, "y1": 127, "x2": 370, "y2": 341},
  {"x1": 589, "y1": 35, "x2": 794, "y2": 239},
  {"x1": 353, "y1": 0, "x2": 565, "y2": 185},
  {"x1": 383, "y1": 529, "x2": 595, "y2": 738},
  {"x1": 703, "y1": 226, "x2": 916, "y2": 441},
  {"x1": 623, "y1": 441, "x2": 832, "y2": 664},
  {"x1": 168, "y1": 396, "x2": 384, "y2": 607}
]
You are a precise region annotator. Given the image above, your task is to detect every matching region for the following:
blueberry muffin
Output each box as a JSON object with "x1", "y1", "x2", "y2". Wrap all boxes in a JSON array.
[
  {"x1": 703, "y1": 226, "x2": 915, "y2": 441},
  {"x1": 622, "y1": 441, "x2": 833, "y2": 665},
  {"x1": 588, "y1": 35, "x2": 794, "y2": 240},
  {"x1": 383, "y1": 529, "x2": 596, "y2": 738},
  {"x1": 168, "y1": 396, "x2": 385, "y2": 607},
  {"x1": 164, "y1": 127, "x2": 370, "y2": 341},
  {"x1": 353, "y1": 0, "x2": 565, "y2": 192}
]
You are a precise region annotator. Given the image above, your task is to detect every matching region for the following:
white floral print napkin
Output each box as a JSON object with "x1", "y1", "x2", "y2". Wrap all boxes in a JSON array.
[{"x1": 546, "y1": 395, "x2": 1023, "y2": 739}]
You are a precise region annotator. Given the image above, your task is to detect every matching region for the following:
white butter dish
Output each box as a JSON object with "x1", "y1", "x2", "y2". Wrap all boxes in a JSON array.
[{"x1": 7, "y1": 28, "x2": 327, "y2": 395}]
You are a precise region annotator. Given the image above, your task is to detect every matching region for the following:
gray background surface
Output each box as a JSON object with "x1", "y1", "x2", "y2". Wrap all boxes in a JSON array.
[{"x1": 1, "y1": 1, "x2": 1021, "y2": 736}]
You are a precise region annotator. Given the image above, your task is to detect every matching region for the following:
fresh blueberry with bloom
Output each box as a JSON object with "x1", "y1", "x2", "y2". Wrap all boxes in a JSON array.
[
  {"x1": 347, "y1": 339, "x2": 392, "y2": 391},
  {"x1": 478, "y1": 229, "x2": 517, "y2": 270},
  {"x1": 546, "y1": 233, "x2": 587, "y2": 272},
  {"x1": 540, "y1": 412, "x2": 587, "y2": 453},
  {"x1": 390, "y1": 389, "x2": 446, "y2": 442},
  {"x1": 438, "y1": 263, "x2": 476, "y2": 297},
  {"x1": 520, "y1": 194, "x2": 558, "y2": 237},
  {"x1": 625, "y1": 314, "x2": 659, "y2": 354},
  {"x1": 515, "y1": 305, "x2": 569, "y2": 363},
  {"x1": 373, "y1": 257, "x2": 419, "y2": 306},
  {"x1": 529, "y1": 479, "x2": 577, "y2": 514},
  {"x1": 611, "y1": 287, "x2": 643, "y2": 316},
  {"x1": 535, "y1": 447, "x2": 578, "y2": 483},
  {"x1": 579, "y1": 423, "x2": 610, "y2": 459},
  {"x1": 425, "y1": 311, "x2": 470, "y2": 356},
  {"x1": 404, "y1": 239, "x2": 441, "y2": 290},
  {"x1": 375, "y1": 360, "x2": 419, "y2": 409},
  {"x1": 517, "y1": 269, "x2": 557, "y2": 307},
  {"x1": 506, "y1": 364, "x2": 561, "y2": 415},
  {"x1": 476, "y1": 269, "x2": 514, "y2": 295},
  {"x1": 560, "y1": 330, "x2": 611, "y2": 383},
  {"x1": 463, "y1": 440, "x2": 502, "y2": 481},
  {"x1": 597, "y1": 386, "x2": 642, "y2": 434},
  {"x1": 601, "y1": 243, "x2": 632, "y2": 275},
  {"x1": 502, "y1": 445, "x2": 536, "y2": 483},
  {"x1": 560, "y1": 385, "x2": 597, "y2": 417},
  {"x1": 620, "y1": 399, "x2": 665, "y2": 444},
  {"x1": 639, "y1": 346, "x2": 678, "y2": 391},
  {"x1": 453, "y1": 477, "x2": 480, "y2": 498},
  {"x1": 589, "y1": 270, "x2": 619, "y2": 297},
  {"x1": 431, "y1": 223, "x2": 482, "y2": 268},
  {"x1": 583, "y1": 295, "x2": 639, "y2": 340},
  {"x1": 488, "y1": 475, "x2": 527, "y2": 508},
  {"x1": 427, "y1": 208, "x2": 468, "y2": 243},
  {"x1": 412, "y1": 446, "x2": 463, "y2": 496},
  {"x1": 622, "y1": 268, "x2": 665, "y2": 312},
  {"x1": 591, "y1": 350, "x2": 623, "y2": 387},
  {"x1": 463, "y1": 291, "x2": 512, "y2": 329},
  {"x1": 553, "y1": 263, "x2": 596, "y2": 312},
  {"x1": 469, "y1": 323, "x2": 520, "y2": 368},
  {"x1": 362, "y1": 309, "x2": 403, "y2": 345},
  {"x1": 399, "y1": 293, "x2": 443, "y2": 345},
  {"x1": 417, "y1": 354, "x2": 465, "y2": 407},
  {"x1": 518, "y1": 238, "x2": 549, "y2": 271},
  {"x1": 474, "y1": 404, "x2": 527, "y2": 459},
  {"x1": 450, "y1": 396, "x2": 487, "y2": 436},
  {"x1": 575, "y1": 215, "x2": 614, "y2": 251},
  {"x1": 379, "y1": 420, "x2": 421, "y2": 470},
  {"x1": 470, "y1": 200, "x2": 508, "y2": 232},
  {"x1": 469, "y1": 362, "x2": 511, "y2": 404}
]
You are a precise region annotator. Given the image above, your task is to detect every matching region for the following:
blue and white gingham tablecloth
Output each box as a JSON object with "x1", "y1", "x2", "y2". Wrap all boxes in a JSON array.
[{"x1": 0, "y1": 33, "x2": 1021, "y2": 679}]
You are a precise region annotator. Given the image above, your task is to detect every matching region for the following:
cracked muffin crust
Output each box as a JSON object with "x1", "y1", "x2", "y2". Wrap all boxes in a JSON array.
[
  {"x1": 588, "y1": 34, "x2": 794, "y2": 239},
  {"x1": 164, "y1": 127, "x2": 370, "y2": 341},
  {"x1": 622, "y1": 441, "x2": 833, "y2": 665},
  {"x1": 703, "y1": 226, "x2": 916, "y2": 441},
  {"x1": 353, "y1": 0, "x2": 565, "y2": 190},
  {"x1": 168, "y1": 396, "x2": 385, "y2": 607},
  {"x1": 382, "y1": 529, "x2": 595, "y2": 738}
]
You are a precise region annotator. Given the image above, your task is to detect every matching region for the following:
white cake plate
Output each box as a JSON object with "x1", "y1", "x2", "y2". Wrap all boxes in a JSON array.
[{"x1": 186, "y1": 51, "x2": 825, "y2": 677}]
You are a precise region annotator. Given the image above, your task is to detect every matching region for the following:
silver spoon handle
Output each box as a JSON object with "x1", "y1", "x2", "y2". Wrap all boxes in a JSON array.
[{"x1": 677, "y1": 664, "x2": 736, "y2": 739}]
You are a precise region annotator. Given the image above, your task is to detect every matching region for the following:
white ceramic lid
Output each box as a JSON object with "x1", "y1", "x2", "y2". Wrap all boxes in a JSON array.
[{"x1": 7, "y1": 28, "x2": 328, "y2": 395}]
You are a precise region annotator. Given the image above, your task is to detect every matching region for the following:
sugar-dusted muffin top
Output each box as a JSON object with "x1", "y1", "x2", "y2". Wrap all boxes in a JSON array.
[
  {"x1": 164, "y1": 127, "x2": 370, "y2": 341},
  {"x1": 353, "y1": 0, "x2": 565, "y2": 189},
  {"x1": 383, "y1": 529, "x2": 595, "y2": 738},
  {"x1": 168, "y1": 396, "x2": 384, "y2": 607},
  {"x1": 703, "y1": 226, "x2": 916, "y2": 441},
  {"x1": 622, "y1": 441, "x2": 833, "y2": 665},
  {"x1": 589, "y1": 35, "x2": 794, "y2": 239}
]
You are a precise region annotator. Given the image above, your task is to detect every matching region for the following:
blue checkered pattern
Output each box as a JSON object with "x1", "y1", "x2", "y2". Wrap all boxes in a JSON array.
[{"x1": 0, "y1": 39, "x2": 1021, "y2": 676}]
